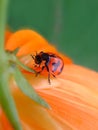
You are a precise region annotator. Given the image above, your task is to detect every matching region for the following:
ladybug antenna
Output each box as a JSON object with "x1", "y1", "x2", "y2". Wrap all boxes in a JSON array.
[{"x1": 31, "y1": 54, "x2": 35, "y2": 60}]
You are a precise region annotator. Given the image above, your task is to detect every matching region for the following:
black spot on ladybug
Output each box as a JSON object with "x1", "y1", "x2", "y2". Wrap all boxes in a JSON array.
[
  {"x1": 52, "y1": 61, "x2": 60, "y2": 72},
  {"x1": 58, "y1": 64, "x2": 64, "y2": 74}
]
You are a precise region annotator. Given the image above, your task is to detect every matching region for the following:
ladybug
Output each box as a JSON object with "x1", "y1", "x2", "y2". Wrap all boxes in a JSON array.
[{"x1": 31, "y1": 51, "x2": 64, "y2": 84}]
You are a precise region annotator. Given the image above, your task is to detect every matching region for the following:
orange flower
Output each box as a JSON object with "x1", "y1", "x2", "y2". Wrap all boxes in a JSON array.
[
  {"x1": 1, "y1": 29, "x2": 98, "y2": 130},
  {"x1": 5, "y1": 29, "x2": 13, "y2": 43}
]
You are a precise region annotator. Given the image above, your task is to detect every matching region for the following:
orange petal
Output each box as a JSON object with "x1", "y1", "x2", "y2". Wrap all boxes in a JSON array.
[
  {"x1": 10, "y1": 82, "x2": 72, "y2": 130},
  {"x1": 1, "y1": 62, "x2": 98, "y2": 129},
  {"x1": 16, "y1": 41, "x2": 57, "y2": 57},
  {"x1": 5, "y1": 29, "x2": 48, "y2": 51},
  {"x1": 23, "y1": 63, "x2": 98, "y2": 130},
  {"x1": 0, "y1": 109, "x2": 13, "y2": 130},
  {"x1": 38, "y1": 89, "x2": 98, "y2": 130},
  {"x1": 5, "y1": 29, "x2": 13, "y2": 43}
]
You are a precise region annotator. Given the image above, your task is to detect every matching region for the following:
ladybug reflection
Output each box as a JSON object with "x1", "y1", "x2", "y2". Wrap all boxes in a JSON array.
[{"x1": 31, "y1": 51, "x2": 64, "y2": 84}]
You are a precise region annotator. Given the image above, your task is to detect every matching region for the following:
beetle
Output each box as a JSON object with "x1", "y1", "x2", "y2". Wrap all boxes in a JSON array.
[{"x1": 31, "y1": 51, "x2": 64, "y2": 84}]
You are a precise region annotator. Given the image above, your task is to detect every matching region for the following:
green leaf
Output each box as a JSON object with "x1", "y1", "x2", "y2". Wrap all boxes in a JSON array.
[
  {"x1": 13, "y1": 48, "x2": 20, "y2": 55},
  {"x1": 8, "y1": 52, "x2": 35, "y2": 73},
  {"x1": 0, "y1": 63, "x2": 22, "y2": 130},
  {"x1": 13, "y1": 66, "x2": 50, "y2": 109}
]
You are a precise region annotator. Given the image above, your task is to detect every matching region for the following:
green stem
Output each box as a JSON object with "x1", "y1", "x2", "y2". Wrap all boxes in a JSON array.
[
  {"x1": 0, "y1": 0, "x2": 22, "y2": 129},
  {"x1": 0, "y1": 65, "x2": 22, "y2": 130},
  {"x1": 0, "y1": 0, "x2": 8, "y2": 54}
]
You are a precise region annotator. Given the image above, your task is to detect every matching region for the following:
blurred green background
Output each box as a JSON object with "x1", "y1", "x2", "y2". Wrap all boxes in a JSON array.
[{"x1": 8, "y1": 0, "x2": 98, "y2": 71}]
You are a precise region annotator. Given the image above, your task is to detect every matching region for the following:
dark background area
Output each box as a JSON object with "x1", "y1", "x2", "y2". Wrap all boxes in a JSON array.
[{"x1": 8, "y1": 0, "x2": 98, "y2": 71}]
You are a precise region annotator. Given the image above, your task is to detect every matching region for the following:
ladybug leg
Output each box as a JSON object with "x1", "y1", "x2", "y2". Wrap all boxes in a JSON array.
[
  {"x1": 48, "y1": 73, "x2": 51, "y2": 84},
  {"x1": 45, "y1": 64, "x2": 51, "y2": 84},
  {"x1": 31, "y1": 54, "x2": 35, "y2": 60},
  {"x1": 35, "y1": 72, "x2": 39, "y2": 77},
  {"x1": 52, "y1": 74, "x2": 56, "y2": 78}
]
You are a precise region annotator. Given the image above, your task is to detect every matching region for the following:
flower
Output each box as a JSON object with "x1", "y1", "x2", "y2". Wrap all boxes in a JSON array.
[{"x1": 1, "y1": 29, "x2": 98, "y2": 130}]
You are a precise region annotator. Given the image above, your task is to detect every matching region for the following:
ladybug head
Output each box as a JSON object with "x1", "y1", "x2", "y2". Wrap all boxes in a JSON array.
[
  {"x1": 34, "y1": 55, "x2": 42, "y2": 64},
  {"x1": 31, "y1": 51, "x2": 49, "y2": 65},
  {"x1": 31, "y1": 52, "x2": 42, "y2": 64}
]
